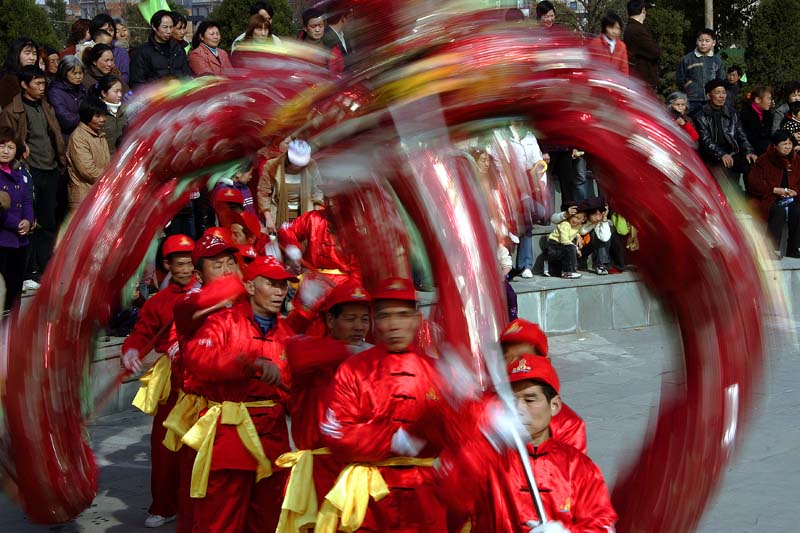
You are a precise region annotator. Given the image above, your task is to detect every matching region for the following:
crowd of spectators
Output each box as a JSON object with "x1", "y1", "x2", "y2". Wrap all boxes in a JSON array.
[{"x1": 0, "y1": 0, "x2": 799, "y2": 314}]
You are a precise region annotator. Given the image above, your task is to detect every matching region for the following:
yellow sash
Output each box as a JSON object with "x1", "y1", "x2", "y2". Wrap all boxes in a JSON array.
[
  {"x1": 181, "y1": 399, "x2": 277, "y2": 498},
  {"x1": 162, "y1": 391, "x2": 208, "y2": 452},
  {"x1": 275, "y1": 447, "x2": 332, "y2": 533},
  {"x1": 131, "y1": 355, "x2": 172, "y2": 415},
  {"x1": 316, "y1": 269, "x2": 345, "y2": 276},
  {"x1": 316, "y1": 457, "x2": 436, "y2": 533}
]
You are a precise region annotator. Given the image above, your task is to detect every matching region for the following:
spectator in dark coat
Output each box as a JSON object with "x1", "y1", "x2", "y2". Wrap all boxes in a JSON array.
[
  {"x1": 130, "y1": 10, "x2": 191, "y2": 89},
  {"x1": 771, "y1": 81, "x2": 800, "y2": 135},
  {"x1": 676, "y1": 28, "x2": 723, "y2": 117},
  {"x1": 740, "y1": 86, "x2": 775, "y2": 156},
  {"x1": 46, "y1": 55, "x2": 88, "y2": 146},
  {"x1": 723, "y1": 65, "x2": 744, "y2": 111},
  {"x1": 0, "y1": 37, "x2": 40, "y2": 109},
  {"x1": 746, "y1": 131, "x2": 800, "y2": 257},
  {"x1": 90, "y1": 13, "x2": 130, "y2": 85},
  {"x1": 623, "y1": 0, "x2": 661, "y2": 89}
]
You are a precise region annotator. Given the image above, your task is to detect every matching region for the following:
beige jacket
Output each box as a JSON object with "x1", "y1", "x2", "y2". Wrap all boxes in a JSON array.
[
  {"x1": 67, "y1": 122, "x2": 110, "y2": 210},
  {"x1": 256, "y1": 153, "x2": 322, "y2": 227}
]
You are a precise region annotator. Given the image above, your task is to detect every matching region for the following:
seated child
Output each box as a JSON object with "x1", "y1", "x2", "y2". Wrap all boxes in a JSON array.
[{"x1": 546, "y1": 209, "x2": 585, "y2": 279}]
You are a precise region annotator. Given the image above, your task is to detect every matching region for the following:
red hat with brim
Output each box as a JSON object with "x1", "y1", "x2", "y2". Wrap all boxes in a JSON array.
[
  {"x1": 507, "y1": 355, "x2": 560, "y2": 393},
  {"x1": 325, "y1": 281, "x2": 371, "y2": 311},
  {"x1": 499, "y1": 319, "x2": 549, "y2": 357},
  {"x1": 163, "y1": 234, "x2": 195, "y2": 257},
  {"x1": 233, "y1": 212, "x2": 262, "y2": 238},
  {"x1": 193, "y1": 233, "x2": 239, "y2": 264},
  {"x1": 214, "y1": 187, "x2": 244, "y2": 206},
  {"x1": 203, "y1": 226, "x2": 235, "y2": 243},
  {"x1": 236, "y1": 244, "x2": 258, "y2": 260},
  {"x1": 371, "y1": 277, "x2": 417, "y2": 303},
  {"x1": 243, "y1": 256, "x2": 299, "y2": 283}
]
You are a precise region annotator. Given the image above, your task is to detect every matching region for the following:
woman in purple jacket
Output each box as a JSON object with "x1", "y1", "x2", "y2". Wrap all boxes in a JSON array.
[
  {"x1": 0, "y1": 127, "x2": 33, "y2": 310},
  {"x1": 46, "y1": 55, "x2": 88, "y2": 146}
]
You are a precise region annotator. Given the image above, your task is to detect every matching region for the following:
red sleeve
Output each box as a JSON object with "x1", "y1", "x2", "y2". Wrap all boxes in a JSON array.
[
  {"x1": 286, "y1": 335, "x2": 350, "y2": 379},
  {"x1": 182, "y1": 311, "x2": 258, "y2": 382},
  {"x1": 570, "y1": 454, "x2": 618, "y2": 532},
  {"x1": 683, "y1": 120, "x2": 700, "y2": 142},
  {"x1": 122, "y1": 292, "x2": 168, "y2": 355},
  {"x1": 329, "y1": 47, "x2": 344, "y2": 76},
  {"x1": 552, "y1": 403, "x2": 588, "y2": 455},
  {"x1": 277, "y1": 210, "x2": 313, "y2": 250},
  {"x1": 320, "y1": 359, "x2": 397, "y2": 462}
]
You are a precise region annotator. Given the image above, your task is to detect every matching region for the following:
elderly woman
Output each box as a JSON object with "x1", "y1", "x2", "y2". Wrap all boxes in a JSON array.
[
  {"x1": 46, "y1": 55, "x2": 88, "y2": 145},
  {"x1": 67, "y1": 97, "x2": 110, "y2": 211},
  {"x1": 188, "y1": 21, "x2": 233, "y2": 77},
  {"x1": 666, "y1": 91, "x2": 699, "y2": 142}
]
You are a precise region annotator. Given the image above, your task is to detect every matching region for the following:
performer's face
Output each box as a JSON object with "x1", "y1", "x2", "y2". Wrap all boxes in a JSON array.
[
  {"x1": 502, "y1": 342, "x2": 540, "y2": 363},
  {"x1": 512, "y1": 380, "x2": 561, "y2": 444},
  {"x1": 248, "y1": 277, "x2": 289, "y2": 316},
  {"x1": 327, "y1": 303, "x2": 371, "y2": 345},
  {"x1": 197, "y1": 253, "x2": 239, "y2": 284},
  {"x1": 165, "y1": 253, "x2": 194, "y2": 286},
  {"x1": 374, "y1": 300, "x2": 420, "y2": 352}
]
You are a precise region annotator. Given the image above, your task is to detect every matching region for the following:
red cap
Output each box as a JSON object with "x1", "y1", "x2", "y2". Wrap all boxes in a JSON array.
[
  {"x1": 371, "y1": 277, "x2": 417, "y2": 302},
  {"x1": 162, "y1": 234, "x2": 195, "y2": 257},
  {"x1": 214, "y1": 187, "x2": 244, "y2": 206},
  {"x1": 498, "y1": 319, "x2": 548, "y2": 357},
  {"x1": 236, "y1": 244, "x2": 258, "y2": 259},
  {"x1": 192, "y1": 233, "x2": 238, "y2": 264},
  {"x1": 507, "y1": 355, "x2": 560, "y2": 393},
  {"x1": 243, "y1": 256, "x2": 299, "y2": 282},
  {"x1": 233, "y1": 212, "x2": 262, "y2": 238},
  {"x1": 325, "y1": 281, "x2": 371, "y2": 311},
  {"x1": 202, "y1": 226, "x2": 235, "y2": 244}
]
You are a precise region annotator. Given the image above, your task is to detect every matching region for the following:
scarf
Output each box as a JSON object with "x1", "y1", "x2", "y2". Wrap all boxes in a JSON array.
[
  {"x1": 203, "y1": 43, "x2": 219, "y2": 57},
  {"x1": 751, "y1": 101, "x2": 764, "y2": 121},
  {"x1": 253, "y1": 313, "x2": 276, "y2": 336},
  {"x1": 105, "y1": 100, "x2": 122, "y2": 116}
]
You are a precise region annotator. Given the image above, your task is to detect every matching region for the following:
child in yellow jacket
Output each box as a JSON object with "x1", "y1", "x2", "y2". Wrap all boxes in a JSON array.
[{"x1": 547, "y1": 211, "x2": 586, "y2": 279}]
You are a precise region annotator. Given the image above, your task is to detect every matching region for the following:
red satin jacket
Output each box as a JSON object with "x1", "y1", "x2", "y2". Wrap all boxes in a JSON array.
[
  {"x1": 438, "y1": 437, "x2": 617, "y2": 533},
  {"x1": 181, "y1": 305, "x2": 293, "y2": 470},
  {"x1": 321, "y1": 343, "x2": 449, "y2": 532},
  {"x1": 277, "y1": 209, "x2": 359, "y2": 276},
  {"x1": 552, "y1": 403, "x2": 588, "y2": 455}
]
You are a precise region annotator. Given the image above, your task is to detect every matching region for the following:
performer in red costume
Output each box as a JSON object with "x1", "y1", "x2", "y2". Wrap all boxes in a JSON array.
[
  {"x1": 179, "y1": 255, "x2": 296, "y2": 533},
  {"x1": 276, "y1": 281, "x2": 372, "y2": 532},
  {"x1": 500, "y1": 319, "x2": 587, "y2": 454},
  {"x1": 121, "y1": 234, "x2": 195, "y2": 529},
  {"x1": 278, "y1": 204, "x2": 361, "y2": 335},
  {"x1": 436, "y1": 355, "x2": 617, "y2": 533},
  {"x1": 318, "y1": 277, "x2": 449, "y2": 533}
]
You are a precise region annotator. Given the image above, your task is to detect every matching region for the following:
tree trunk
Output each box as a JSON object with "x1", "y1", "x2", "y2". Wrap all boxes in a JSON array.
[{"x1": 705, "y1": 0, "x2": 714, "y2": 28}]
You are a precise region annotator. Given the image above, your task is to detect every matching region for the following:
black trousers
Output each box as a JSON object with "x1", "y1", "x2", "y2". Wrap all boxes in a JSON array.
[
  {"x1": 547, "y1": 241, "x2": 578, "y2": 274},
  {"x1": 767, "y1": 201, "x2": 800, "y2": 252},
  {"x1": 26, "y1": 167, "x2": 62, "y2": 281},
  {"x1": 551, "y1": 152, "x2": 592, "y2": 202},
  {"x1": 587, "y1": 230, "x2": 611, "y2": 268},
  {"x1": 0, "y1": 245, "x2": 28, "y2": 311}
]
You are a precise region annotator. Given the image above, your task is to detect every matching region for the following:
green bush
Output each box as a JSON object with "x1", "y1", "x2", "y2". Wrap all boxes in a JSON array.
[
  {"x1": 745, "y1": 0, "x2": 800, "y2": 88},
  {"x1": 0, "y1": 0, "x2": 60, "y2": 62},
  {"x1": 645, "y1": 6, "x2": 690, "y2": 98}
]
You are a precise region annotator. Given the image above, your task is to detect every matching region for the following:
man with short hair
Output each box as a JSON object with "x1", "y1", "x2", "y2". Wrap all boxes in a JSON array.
[
  {"x1": 0, "y1": 65, "x2": 65, "y2": 283},
  {"x1": 276, "y1": 281, "x2": 372, "y2": 531},
  {"x1": 623, "y1": 0, "x2": 661, "y2": 89},
  {"x1": 130, "y1": 10, "x2": 191, "y2": 89},
  {"x1": 676, "y1": 28, "x2": 723, "y2": 118},
  {"x1": 122, "y1": 234, "x2": 195, "y2": 529},
  {"x1": 321, "y1": 3, "x2": 353, "y2": 66},
  {"x1": 319, "y1": 277, "x2": 450, "y2": 532},
  {"x1": 695, "y1": 79, "x2": 757, "y2": 189},
  {"x1": 499, "y1": 318, "x2": 587, "y2": 454},
  {"x1": 435, "y1": 355, "x2": 617, "y2": 532}
]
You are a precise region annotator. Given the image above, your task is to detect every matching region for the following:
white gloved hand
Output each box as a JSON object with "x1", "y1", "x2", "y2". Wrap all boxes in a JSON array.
[
  {"x1": 526, "y1": 520, "x2": 571, "y2": 533},
  {"x1": 482, "y1": 402, "x2": 528, "y2": 452},
  {"x1": 390, "y1": 427, "x2": 426, "y2": 457},
  {"x1": 299, "y1": 278, "x2": 326, "y2": 308},
  {"x1": 509, "y1": 233, "x2": 520, "y2": 244},
  {"x1": 122, "y1": 349, "x2": 142, "y2": 373},
  {"x1": 285, "y1": 244, "x2": 302, "y2": 261}
]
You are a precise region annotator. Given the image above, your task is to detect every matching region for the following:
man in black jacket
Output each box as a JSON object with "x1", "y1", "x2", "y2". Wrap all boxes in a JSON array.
[
  {"x1": 695, "y1": 79, "x2": 758, "y2": 191},
  {"x1": 321, "y1": 4, "x2": 353, "y2": 66},
  {"x1": 623, "y1": 0, "x2": 661, "y2": 90},
  {"x1": 130, "y1": 10, "x2": 191, "y2": 89}
]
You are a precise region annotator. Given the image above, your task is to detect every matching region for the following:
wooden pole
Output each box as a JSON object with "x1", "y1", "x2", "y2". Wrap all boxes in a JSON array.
[{"x1": 705, "y1": 0, "x2": 714, "y2": 29}]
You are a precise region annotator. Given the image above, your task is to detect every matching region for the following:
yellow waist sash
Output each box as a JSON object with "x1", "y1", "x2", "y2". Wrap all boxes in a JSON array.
[
  {"x1": 131, "y1": 355, "x2": 171, "y2": 415},
  {"x1": 275, "y1": 447, "x2": 332, "y2": 533},
  {"x1": 162, "y1": 391, "x2": 208, "y2": 452},
  {"x1": 316, "y1": 269, "x2": 345, "y2": 276},
  {"x1": 181, "y1": 399, "x2": 277, "y2": 498},
  {"x1": 316, "y1": 456, "x2": 436, "y2": 533}
]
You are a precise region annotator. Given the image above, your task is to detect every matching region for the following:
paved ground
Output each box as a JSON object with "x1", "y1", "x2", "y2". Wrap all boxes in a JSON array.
[{"x1": 1, "y1": 321, "x2": 797, "y2": 532}]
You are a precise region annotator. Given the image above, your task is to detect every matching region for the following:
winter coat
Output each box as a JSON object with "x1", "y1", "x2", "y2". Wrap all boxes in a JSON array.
[
  {"x1": 588, "y1": 35, "x2": 629, "y2": 75},
  {"x1": 0, "y1": 94, "x2": 66, "y2": 171},
  {"x1": 772, "y1": 102, "x2": 793, "y2": 135},
  {"x1": 46, "y1": 79, "x2": 87, "y2": 144},
  {"x1": 740, "y1": 103, "x2": 774, "y2": 156},
  {"x1": 676, "y1": 50, "x2": 723, "y2": 104},
  {"x1": 102, "y1": 104, "x2": 127, "y2": 154},
  {"x1": 695, "y1": 104, "x2": 754, "y2": 162},
  {"x1": 66, "y1": 122, "x2": 111, "y2": 210},
  {"x1": 623, "y1": 19, "x2": 661, "y2": 87},
  {"x1": 0, "y1": 73, "x2": 20, "y2": 110},
  {"x1": 0, "y1": 164, "x2": 33, "y2": 248},
  {"x1": 188, "y1": 45, "x2": 233, "y2": 77},
  {"x1": 130, "y1": 34, "x2": 191, "y2": 89},
  {"x1": 747, "y1": 145, "x2": 800, "y2": 221}
]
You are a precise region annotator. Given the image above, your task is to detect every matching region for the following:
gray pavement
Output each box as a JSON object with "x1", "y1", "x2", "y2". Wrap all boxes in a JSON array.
[{"x1": 1, "y1": 321, "x2": 798, "y2": 532}]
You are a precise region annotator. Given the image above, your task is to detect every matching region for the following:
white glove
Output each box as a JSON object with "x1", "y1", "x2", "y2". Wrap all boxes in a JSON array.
[
  {"x1": 390, "y1": 427, "x2": 426, "y2": 457},
  {"x1": 299, "y1": 278, "x2": 327, "y2": 308},
  {"x1": 285, "y1": 244, "x2": 302, "y2": 261},
  {"x1": 122, "y1": 349, "x2": 142, "y2": 373},
  {"x1": 509, "y1": 233, "x2": 520, "y2": 244},
  {"x1": 527, "y1": 520, "x2": 571, "y2": 533},
  {"x1": 482, "y1": 402, "x2": 528, "y2": 452}
]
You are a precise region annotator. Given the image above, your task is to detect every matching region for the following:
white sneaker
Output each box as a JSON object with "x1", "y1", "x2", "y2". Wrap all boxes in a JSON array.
[
  {"x1": 22, "y1": 279, "x2": 40, "y2": 291},
  {"x1": 562, "y1": 272, "x2": 582, "y2": 279},
  {"x1": 520, "y1": 268, "x2": 533, "y2": 279},
  {"x1": 144, "y1": 514, "x2": 176, "y2": 528}
]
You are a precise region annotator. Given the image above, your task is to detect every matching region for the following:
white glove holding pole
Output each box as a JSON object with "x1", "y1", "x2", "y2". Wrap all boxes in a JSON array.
[
  {"x1": 122, "y1": 349, "x2": 142, "y2": 373},
  {"x1": 482, "y1": 402, "x2": 529, "y2": 452},
  {"x1": 390, "y1": 427, "x2": 426, "y2": 457},
  {"x1": 526, "y1": 520, "x2": 571, "y2": 533}
]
